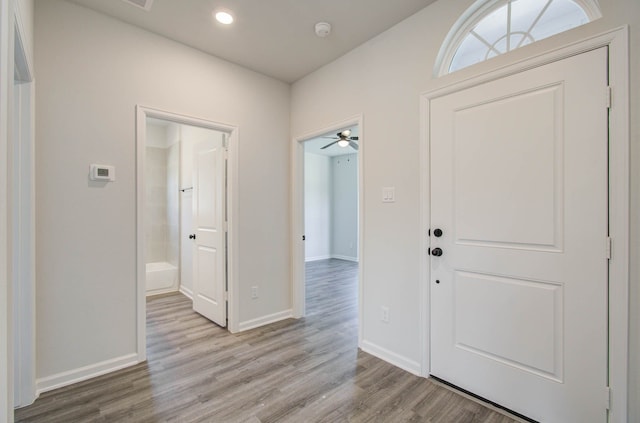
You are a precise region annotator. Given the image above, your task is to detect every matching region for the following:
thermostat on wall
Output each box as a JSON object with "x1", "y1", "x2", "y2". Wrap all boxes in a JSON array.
[{"x1": 90, "y1": 164, "x2": 116, "y2": 181}]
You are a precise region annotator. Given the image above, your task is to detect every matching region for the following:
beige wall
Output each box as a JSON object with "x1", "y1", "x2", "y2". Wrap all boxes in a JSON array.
[
  {"x1": 291, "y1": 0, "x2": 640, "y2": 418},
  {"x1": 34, "y1": 0, "x2": 291, "y2": 385}
]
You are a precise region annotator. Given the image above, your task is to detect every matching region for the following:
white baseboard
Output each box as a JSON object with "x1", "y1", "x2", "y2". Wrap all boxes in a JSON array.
[
  {"x1": 305, "y1": 255, "x2": 331, "y2": 262},
  {"x1": 237, "y1": 309, "x2": 293, "y2": 332},
  {"x1": 179, "y1": 285, "x2": 193, "y2": 300},
  {"x1": 145, "y1": 287, "x2": 180, "y2": 297},
  {"x1": 13, "y1": 388, "x2": 38, "y2": 409},
  {"x1": 305, "y1": 255, "x2": 358, "y2": 262},
  {"x1": 331, "y1": 254, "x2": 358, "y2": 262},
  {"x1": 360, "y1": 340, "x2": 421, "y2": 376},
  {"x1": 36, "y1": 353, "x2": 139, "y2": 395}
]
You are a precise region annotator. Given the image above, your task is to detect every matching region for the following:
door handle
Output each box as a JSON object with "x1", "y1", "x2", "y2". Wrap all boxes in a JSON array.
[
  {"x1": 189, "y1": 234, "x2": 196, "y2": 240},
  {"x1": 431, "y1": 247, "x2": 443, "y2": 257}
]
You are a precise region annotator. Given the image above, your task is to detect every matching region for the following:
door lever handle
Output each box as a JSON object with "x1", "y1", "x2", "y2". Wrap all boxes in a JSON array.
[
  {"x1": 189, "y1": 234, "x2": 196, "y2": 240},
  {"x1": 431, "y1": 247, "x2": 443, "y2": 257}
]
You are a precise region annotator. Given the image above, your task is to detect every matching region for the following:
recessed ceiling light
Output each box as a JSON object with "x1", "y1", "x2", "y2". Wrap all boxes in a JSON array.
[{"x1": 215, "y1": 11, "x2": 234, "y2": 25}]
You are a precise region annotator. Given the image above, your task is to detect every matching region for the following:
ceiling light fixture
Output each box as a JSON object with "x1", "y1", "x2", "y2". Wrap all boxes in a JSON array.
[
  {"x1": 337, "y1": 129, "x2": 352, "y2": 147},
  {"x1": 215, "y1": 11, "x2": 234, "y2": 25}
]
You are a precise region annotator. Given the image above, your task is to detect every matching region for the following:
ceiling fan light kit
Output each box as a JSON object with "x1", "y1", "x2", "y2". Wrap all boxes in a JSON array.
[{"x1": 320, "y1": 130, "x2": 359, "y2": 151}]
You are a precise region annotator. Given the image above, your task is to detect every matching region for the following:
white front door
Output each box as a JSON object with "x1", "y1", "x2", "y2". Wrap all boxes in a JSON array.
[
  {"x1": 430, "y1": 47, "x2": 608, "y2": 422},
  {"x1": 192, "y1": 136, "x2": 227, "y2": 327}
]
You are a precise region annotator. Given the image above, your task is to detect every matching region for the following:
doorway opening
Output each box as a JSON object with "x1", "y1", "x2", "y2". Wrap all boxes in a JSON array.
[
  {"x1": 136, "y1": 107, "x2": 239, "y2": 362},
  {"x1": 144, "y1": 118, "x2": 227, "y2": 300},
  {"x1": 304, "y1": 128, "x2": 359, "y2": 263},
  {"x1": 304, "y1": 127, "x2": 360, "y2": 319},
  {"x1": 292, "y1": 116, "x2": 364, "y2": 346}
]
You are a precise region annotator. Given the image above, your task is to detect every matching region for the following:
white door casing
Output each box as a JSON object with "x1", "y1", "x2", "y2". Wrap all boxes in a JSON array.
[
  {"x1": 429, "y1": 47, "x2": 608, "y2": 422},
  {"x1": 12, "y1": 4, "x2": 36, "y2": 409},
  {"x1": 192, "y1": 136, "x2": 227, "y2": 326}
]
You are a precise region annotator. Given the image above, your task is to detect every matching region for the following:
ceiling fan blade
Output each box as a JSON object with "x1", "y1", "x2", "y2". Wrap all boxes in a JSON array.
[
  {"x1": 349, "y1": 140, "x2": 359, "y2": 150},
  {"x1": 322, "y1": 136, "x2": 338, "y2": 139},
  {"x1": 321, "y1": 140, "x2": 339, "y2": 149}
]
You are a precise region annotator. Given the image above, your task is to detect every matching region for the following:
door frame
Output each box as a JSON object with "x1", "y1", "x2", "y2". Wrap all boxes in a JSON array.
[
  {"x1": 420, "y1": 27, "x2": 630, "y2": 422},
  {"x1": 0, "y1": 0, "x2": 10, "y2": 417},
  {"x1": 12, "y1": 21, "x2": 35, "y2": 408},
  {"x1": 291, "y1": 114, "x2": 364, "y2": 345},
  {"x1": 11, "y1": 1, "x2": 36, "y2": 409},
  {"x1": 135, "y1": 106, "x2": 239, "y2": 362}
]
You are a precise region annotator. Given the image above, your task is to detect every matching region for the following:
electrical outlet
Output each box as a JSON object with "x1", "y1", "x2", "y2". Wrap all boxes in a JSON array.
[
  {"x1": 251, "y1": 286, "x2": 258, "y2": 299},
  {"x1": 381, "y1": 306, "x2": 390, "y2": 323}
]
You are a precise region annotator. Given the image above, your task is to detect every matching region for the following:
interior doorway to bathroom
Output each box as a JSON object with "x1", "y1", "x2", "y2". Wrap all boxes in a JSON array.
[{"x1": 136, "y1": 107, "x2": 238, "y2": 361}]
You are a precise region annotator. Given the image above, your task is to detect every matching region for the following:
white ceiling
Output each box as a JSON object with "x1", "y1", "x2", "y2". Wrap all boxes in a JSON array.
[{"x1": 67, "y1": 0, "x2": 437, "y2": 83}]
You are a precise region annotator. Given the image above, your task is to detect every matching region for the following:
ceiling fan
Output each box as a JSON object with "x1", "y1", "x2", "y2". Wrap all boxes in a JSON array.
[{"x1": 321, "y1": 129, "x2": 359, "y2": 151}]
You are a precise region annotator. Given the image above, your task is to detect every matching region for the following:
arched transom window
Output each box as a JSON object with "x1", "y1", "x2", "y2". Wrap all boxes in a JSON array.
[{"x1": 435, "y1": 0, "x2": 602, "y2": 75}]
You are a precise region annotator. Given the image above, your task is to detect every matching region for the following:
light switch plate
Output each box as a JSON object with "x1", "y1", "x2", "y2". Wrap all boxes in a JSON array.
[{"x1": 382, "y1": 187, "x2": 395, "y2": 203}]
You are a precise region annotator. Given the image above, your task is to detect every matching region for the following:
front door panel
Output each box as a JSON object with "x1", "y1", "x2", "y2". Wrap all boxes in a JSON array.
[{"x1": 430, "y1": 47, "x2": 608, "y2": 423}]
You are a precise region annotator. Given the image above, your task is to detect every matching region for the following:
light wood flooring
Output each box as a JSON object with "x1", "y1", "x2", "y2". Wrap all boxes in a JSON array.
[{"x1": 16, "y1": 259, "x2": 520, "y2": 422}]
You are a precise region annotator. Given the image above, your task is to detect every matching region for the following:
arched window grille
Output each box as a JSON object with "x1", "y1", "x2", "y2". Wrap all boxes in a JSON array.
[{"x1": 435, "y1": 0, "x2": 602, "y2": 75}]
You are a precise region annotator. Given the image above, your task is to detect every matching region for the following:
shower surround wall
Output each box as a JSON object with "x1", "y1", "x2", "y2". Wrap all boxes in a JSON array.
[{"x1": 145, "y1": 122, "x2": 180, "y2": 295}]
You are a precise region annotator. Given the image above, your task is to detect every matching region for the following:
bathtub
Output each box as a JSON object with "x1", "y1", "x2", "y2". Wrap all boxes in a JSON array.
[{"x1": 146, "y1": 262, "x2": 179, "y2": 296}]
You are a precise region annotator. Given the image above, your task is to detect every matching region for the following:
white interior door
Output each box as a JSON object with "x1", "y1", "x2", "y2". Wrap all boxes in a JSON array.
[
  {"x1": 192, "y1": 136, "x2": 227, "y2": 327},
  {"x1": 430, "y1": 47, "x2": 608, "y2": 423}
]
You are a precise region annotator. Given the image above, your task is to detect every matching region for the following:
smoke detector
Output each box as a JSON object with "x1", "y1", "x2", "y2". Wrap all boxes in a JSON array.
[{"x1": 315, "y1": 22, "x2": 331, "y2": 38}]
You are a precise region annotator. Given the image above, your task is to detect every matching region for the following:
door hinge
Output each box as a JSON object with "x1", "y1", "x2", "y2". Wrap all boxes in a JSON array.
[
  {"x1": 606, "y1": 236, "x2": 612, "y2": 260},
  {"x1": 605, "y1": 386, "x2": 611, "y2": 410},
  {"x1": 224, "y1": 149, "x2": 229, "y2": 160},
  {"x1": 606, "y1": 86, "x2": 612, "y2": 109}
]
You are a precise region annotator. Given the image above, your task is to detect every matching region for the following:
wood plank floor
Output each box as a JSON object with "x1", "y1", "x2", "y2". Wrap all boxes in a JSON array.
[{"x1": 16, "y1": 259, "x2": 520, "y2": 422}]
